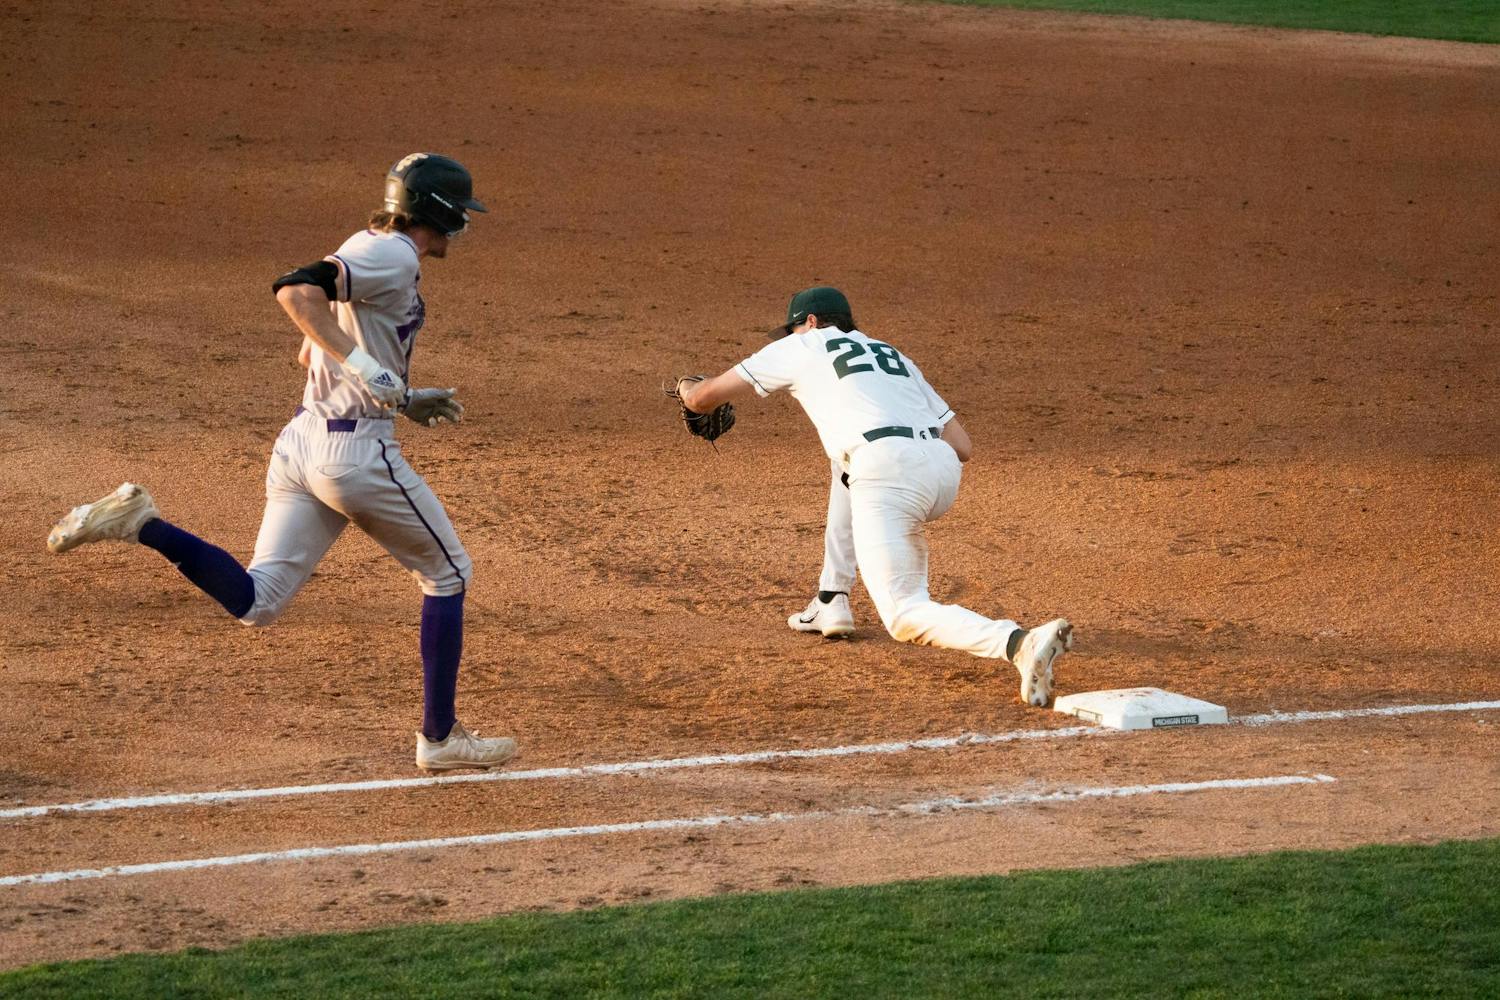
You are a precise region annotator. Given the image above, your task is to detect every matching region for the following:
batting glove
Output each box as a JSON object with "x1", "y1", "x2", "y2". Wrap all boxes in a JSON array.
[
  {"x1": 342, "y1": 346, "x2": 408, "y2": 409},
  {"x1": 402, "y1": 387, "x2": 464, "y2": 428}
]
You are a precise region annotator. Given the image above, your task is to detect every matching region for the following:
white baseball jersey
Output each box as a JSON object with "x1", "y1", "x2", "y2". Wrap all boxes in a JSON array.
[
  {"x1": 734, "y1": 327, "x2": 954, "y2": 465},
  {"x1": 745, "y1": 324, "x2": 1019, "y2": 663},
  {"x1": 301, "y1": 229, "x2": 426, "y2": 419}
]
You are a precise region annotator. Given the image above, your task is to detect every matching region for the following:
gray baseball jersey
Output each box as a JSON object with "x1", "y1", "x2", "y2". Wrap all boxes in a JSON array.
[
  {"x1": 302, "y1": 228, "x2": 426, "y2": 419},
  {"x1": 240, "y1": 227, "x2": 468, "y2": 626}
]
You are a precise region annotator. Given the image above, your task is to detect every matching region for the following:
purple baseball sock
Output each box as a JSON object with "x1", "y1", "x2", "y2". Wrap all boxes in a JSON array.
[
  {"x1": 137, "y1": 518, "x2": 256, "y2": 619},
  {"x1": 421, "y1": 593, "x2": 464, "y2": 742}
]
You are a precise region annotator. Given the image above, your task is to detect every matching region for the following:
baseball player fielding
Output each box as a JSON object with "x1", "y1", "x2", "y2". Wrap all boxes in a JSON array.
[{"x1": 676, "y1": 286, "x2": 1074, "y2": 706}]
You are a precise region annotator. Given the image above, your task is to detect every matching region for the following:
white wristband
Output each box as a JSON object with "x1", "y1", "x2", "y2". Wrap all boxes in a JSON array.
[{"x1": 342, "y1": 346, "x2": 382, "y2": 383}]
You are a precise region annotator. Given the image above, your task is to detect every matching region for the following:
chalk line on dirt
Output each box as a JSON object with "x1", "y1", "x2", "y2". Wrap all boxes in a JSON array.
[
  {"x1": 0, "y1": 773, "x2": 1336, "y2": 887},
  {"x1": 2, "y1": 698, "x2": 1492, "y2": 822},
  {"x1": 0, "y1": 725, "x2": 1101, "y2": 820}
]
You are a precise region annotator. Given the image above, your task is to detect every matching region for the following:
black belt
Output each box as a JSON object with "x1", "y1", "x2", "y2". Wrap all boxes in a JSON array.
[
  {"x1": 863, "y1": 425, "x2": 943, "y2": 443},
  {"x1": 294, "y1": 406, "x2": 367, "y2": 432}
]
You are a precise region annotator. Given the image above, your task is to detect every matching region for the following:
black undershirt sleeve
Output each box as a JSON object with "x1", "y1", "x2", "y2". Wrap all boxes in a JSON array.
[{"x1": 271, "y1": 259, "x2": 339, "y2": 300}]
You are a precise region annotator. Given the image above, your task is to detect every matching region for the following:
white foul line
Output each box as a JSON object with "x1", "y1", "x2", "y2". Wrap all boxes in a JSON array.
[
  {"x1": 2, "y1": 698, "x2": 1493, "y2": 822},
  {"x1": 1236, "y1": 700, "x2": 1500, "y2": 726},
  {"x1": 0, "y1": 773, "x2": 1336, "y2": 887},
  {"x1": 0, "y1": 726, "x2": 1101, "y2": 821}
]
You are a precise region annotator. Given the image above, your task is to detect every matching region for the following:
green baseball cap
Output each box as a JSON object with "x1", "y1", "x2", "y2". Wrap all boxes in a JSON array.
[{"x1": 774, "y1": 285, "x2": 851, "y2": 336}]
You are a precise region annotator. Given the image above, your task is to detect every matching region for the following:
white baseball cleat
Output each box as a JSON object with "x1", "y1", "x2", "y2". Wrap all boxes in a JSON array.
[
  {"x1": 47, "y1": 482, "x2": 159, "y2": 554},
  {"x1": 415, "y1": 721, "x2": 518, "y2": 772},
  {"x1": 788, "y1": 594, "x2": 855, "y2": 638},
  {"x1": 1014, "y1": 618, "x2": 1073, "y2": 707}
]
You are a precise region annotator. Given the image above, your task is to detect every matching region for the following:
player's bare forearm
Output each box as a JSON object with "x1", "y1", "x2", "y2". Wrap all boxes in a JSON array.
[
  {"x1": 680, "y1": 369, "x2": 754, "y2": 413},
  {"x1": 276, "y1": 284, "x2": 358, "y2": 362},
  {"x1": 942, "y1": 416, "x2": 973, "y2": 463}
]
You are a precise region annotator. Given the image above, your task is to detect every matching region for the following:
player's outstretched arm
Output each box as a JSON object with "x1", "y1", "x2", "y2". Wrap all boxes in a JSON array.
[
  {"x1": 941, "y1": 417, "x2": 973, "y2": 463},
  {"x1": 679, "y1": 369, "x2": 755, "y2": 414}
]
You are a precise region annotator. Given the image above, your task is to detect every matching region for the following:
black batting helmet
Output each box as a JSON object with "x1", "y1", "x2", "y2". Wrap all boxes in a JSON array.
[{"x1": 383, "y1": 153, "x2": 487, "y2": 237}]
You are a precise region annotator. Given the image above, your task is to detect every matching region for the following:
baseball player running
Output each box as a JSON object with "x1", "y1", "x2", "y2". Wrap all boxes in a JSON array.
[
  {"x1": 47, "y1": 153, "x2": 517, "y2": 771},
  {"x1": 677, "y1": 286, "x2": 1074, "y2": 706}
]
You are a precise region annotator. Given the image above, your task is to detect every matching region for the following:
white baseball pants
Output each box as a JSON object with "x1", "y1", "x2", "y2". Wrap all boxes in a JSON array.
[
  {"x1": 818, "y1": 458, "x2": 858, "y2": 593},
  {"x1": 841, "y1": 437, "x2": 1018, "y2": 658},
  {"x1": 239, "y1": 411, "x2": 471, "y2": 626}
]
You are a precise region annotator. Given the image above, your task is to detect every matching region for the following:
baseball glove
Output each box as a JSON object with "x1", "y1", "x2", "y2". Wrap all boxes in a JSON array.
[{"x1": 666, "y1": 375, "x2": 736, "y2": 443}]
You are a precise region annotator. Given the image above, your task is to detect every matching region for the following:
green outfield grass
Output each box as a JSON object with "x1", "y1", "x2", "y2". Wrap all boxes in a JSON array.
[
  {"x1": 5, "y1": 838, "x2": 1498, "y2": 998},
  {"x1": 939, "y1": 0, "x2": 1500, "y2": 43}
]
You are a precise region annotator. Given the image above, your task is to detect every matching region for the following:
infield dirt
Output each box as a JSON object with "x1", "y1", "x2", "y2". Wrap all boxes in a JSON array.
[{"x1": 2, "y1": 0, "x2": 1498, "y2": 967}]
